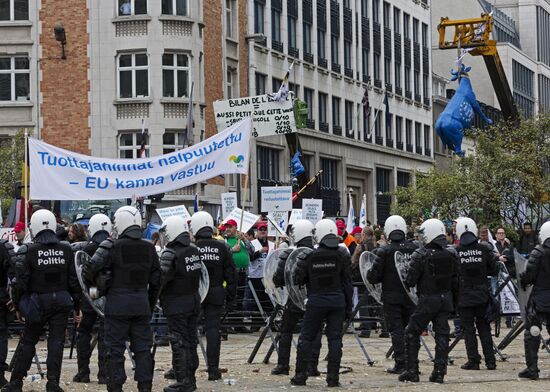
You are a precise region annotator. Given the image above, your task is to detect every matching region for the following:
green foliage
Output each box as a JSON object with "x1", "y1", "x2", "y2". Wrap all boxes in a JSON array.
[
  {"x1": 0, "y1": 129, "x2": 28, "y2": 218},
  {"x1": 392, "y1": 115, "x2": 550, "y2": 230}
]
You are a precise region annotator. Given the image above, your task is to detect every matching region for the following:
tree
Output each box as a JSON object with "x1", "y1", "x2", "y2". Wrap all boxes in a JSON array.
[
  {"x1": 392, "y1": 115, "x2": 550, "y2": 231},
  {"x1": 0, "y1": 129, "x2": 28, "y2": 219}
]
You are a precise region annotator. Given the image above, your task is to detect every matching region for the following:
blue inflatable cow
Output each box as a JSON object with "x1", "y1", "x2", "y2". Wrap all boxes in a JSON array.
[{"x1": 435, "y1": 64, "x2": 492, "y2": 157}]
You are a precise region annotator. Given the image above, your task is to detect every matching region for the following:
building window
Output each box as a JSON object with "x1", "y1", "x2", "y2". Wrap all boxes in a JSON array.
[
  {"x1": 318, "y1": 29, "x2": 326, "y2": 59},
  {"x1": 319, "y1": 92, "x2": 327, "y2": 127},
  {"x1": 422, "y1": 22, "x2": 428, "y2": 47},
  {"x1": 383, "y1": 1, "x2": 390, "y2": 28},
  {"x1": 396, "y1": 116, "x2": 403, "y2": 145},
  {"x1": 254, "y1": 0, "x2": 264, "y2": 34},
  {"x1": 331, "y1": 34, "x2": 339, "y2": 65},
  {"x1": 272, "y1": 8, "x2": 281, "y2": 43},
  {"x1": 304, "y1": 88, "x2": 314, "y2": 121},
  {"x1": 226, "y1": 67, "x2": 236, "y2": 99},
  {"x1": 118, "y1": 53, "x2": 148, "y2": 99},
  {"x1": 412, "y1": 18, "x2": 419, "y2": 43},
  {"x1": 332, "y1": 96, "x2": 341, "y2": 125},
  {"x1": 405, "y1": 119, "x2": 412, "y2": 147},
  {"x1": 512, "y1": 60, "x2": 535, "y2": 118},
  {"x1": 423, "y1": 74, "x2": 429, "y2": 101},
  {"x1": 539, "y1": 74, "x2": 550, "y2": 113},
  {"x1": 362, "y1": 49, "x2": 369, "y2": 80},
  {"x1": 385, "y1": 113, "x2": 392, "y2": 142},
  {"x1": 161, "y1": 0, "x2": 187, "y2": 16},
  {"x1": 384, "y1": 57, "x2": 391, "y2": 85},
  {"x1": 303, "y1": 23, "x2": 312, "y2": 55},
  {"x1": 272, "y1": 77, "x2": 282, "y2": 93},
  {"x1": 344, "y1": 40, "x2": 352, "y2": 70},
  {"x1": 403, "y1": 13, "x2": 410, "y2": 39},
  {"x1": 345, "y1": 100, "x2": 353, "y2": 134},
  {"x1": 414, "y1": 70, "x2": 420, "y2": 99},
  {"x1": 397, "y1": 171, "x2": 410, "y2": 187},
  {"x1": 414, "y1": 121, "x2": 422, "y2": 152},
  {"x1": 372, "y1": 0, "x2": 379, "y2": 23},
  {"x1": 162, "y1": 53, "x2": 189, "y2": 98},
  {"x1": 537, "y1": 6, "x2": 550, "y2": 67},
  {"x1": 119, "y1": 131, "x2": 149, "y2": 158},
  {"x1": 257, "y1": 146, "x2": 280, "y2": 181},
  {"x1": 374, "y1": 53, "x2": 380, "y2": 81},
  {"x1": 393, "y1": 7, "x2": 400, "y2": 32},
  {"x1": 0, "y1": 0, "x2": 28, "y2": 20},
  {"x1": 118, "y1": 0, "x2": 147, "y2": 16},
  {"x1": 376, "y1": 167, "x2": 390, "y2": 192},
  {"x1": 288, "y1": 15, "x2": 297, "y2": 50},
  {"x1": 163, "y1": 130, "x2": 187, "y2": 154},
  {"x1": 424, "y1": 124, "x2": 430, "y2": 154},
  {"x1": 0, "y1": 56, "x2": 30, "y2": 101},
  {"x1": 404, "y1": 65, "x2": 411, "y2": 93},
  {"x1": 395, "y1": 63, "x2": 401, "y2": 90},
  {"x1": 255, "y1": 72, "x2": 266, "y2": 95},
  {"x1": 320, "y1": 158, "x2": 338, "y2": 189},
  {"x1": 225, "y1": 0, "x2": 236, "y2": 37}
]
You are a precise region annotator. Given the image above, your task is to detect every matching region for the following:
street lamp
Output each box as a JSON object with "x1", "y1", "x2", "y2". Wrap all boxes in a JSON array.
[{"x1": 54, "y1": 24, "x2": 67, "y2": 60}]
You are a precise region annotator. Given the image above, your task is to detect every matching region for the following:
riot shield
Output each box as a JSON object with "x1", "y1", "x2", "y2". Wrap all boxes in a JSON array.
[
  {"x1": 199, "y1": 261, "x2": 210, "y2": 303},
  {"x1": 394, "y1": 251, "x2": 418, "y2": 305},
  {"x1": 359, "y1": 251, "x2": 383, "y2": 305},
  {"x1": 263, "y1": 248, "x2": 292, "y2": 306},
  {"x1": 514, "y1": 249, "x2": 532, "y2": 322},
  {"x1": 74, "y1": 250, "x2": 105, "y2": 317},
  {"x1": 284, "y1": 247, "x2": 312, "y2": 311}
]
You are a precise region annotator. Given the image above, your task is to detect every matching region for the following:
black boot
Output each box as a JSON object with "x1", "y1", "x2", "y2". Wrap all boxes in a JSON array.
[
  {"x1": 386, "y1": 361, "x2": 406, "y2": 374},
  {"x1": 518, "y1": 368, "x2": 539, "y2": 380},
  {"x1": 429, "y1": 369, "x2": 445, "y2": 384},
  {"x1": 519, "y1": 334, "x2": 540, "y2": 380},
  {"x1": 107, "y1": 384, "x2": 123, "y2": 392},
  {"x1": 46, "y1": 380, "x2": 65, "y2": 392},
  {"x1": 290, "y1": 373, "x2": 307, "y2": 386},
  {"x1": 326, "y1": 373, "x2": 340, "y2": 388},
  {"x1": 164, "y1": 368, "x2": 176, "y2": 379},
  {"x1": 460, "y1": 360, "x2": 480, "y2": 370},
  {"x1": 207, "y1": 368, "x2": 222, "y2": 381},
  {"x1": 72, "y1": 369, "x2": 91, "y2": 383},
  {"x1": 485, "y1": 359, "x2": 496, "y2": 370},
  {"x1": 137, "y1": 381, "x2": 152, "y2": 392},
  {"x1": 307, "y1": 364, "x2": 321, "y2": 377},
  {"x1": 399, "y1": 334, "x2": 420, "y2": 382},
  {"x1": 0, "y1": 379, "x2": 23, "y2": 392},
  {"x1": 271, "y1": 365, "x2": 289, "y2": 375}
]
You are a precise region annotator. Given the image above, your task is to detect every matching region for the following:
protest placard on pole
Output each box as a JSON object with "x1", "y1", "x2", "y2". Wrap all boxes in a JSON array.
[
  {"x1": 261, "y1": 186, "x2": 293, "y2": 212},
  {"x1": 302, "y1": 199, "x2": 323, "y2": 225},
  {"x1": 213, "y1": 95, "x2": 296, "y2": 138},
  {"x1": 221, "y1": 192, "x2": 238, "y2": 220},
  {"x1": 223, "y1": 208, "x2": 259, "y2": 234},
  {"x1": 155, "y1": 205, "x2": 192, "y2": 222},
  {"x1": 267, "y1": 211, "x2": 288, "y2": 237},
  {"x1": 288, "y1": 209, "x2": 302, "y2": 226}
]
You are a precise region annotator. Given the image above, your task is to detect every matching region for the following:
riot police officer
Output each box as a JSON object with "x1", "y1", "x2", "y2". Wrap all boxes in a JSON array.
[
  {"x1": 367, "y1": 215, "x2": 418, "y2": 374},
  {"x1": 399, "y1": 218, "x2": 458, "y2": 384},
  {"x1": 190, "y1": 211, "x2": 237, "y2": 381},
  {"x1": 3, "y1": 210, "x2": 81, "y2": 392},
  {"x1": 159, "y1": 216, "x2": 204, "y2": 392},
  {"x1": 72, "y1": 213, "x2": 112, "y2": 384},
  {"x1": 290, "y1": 219, "x2": 353, "y2": 388},
  {"x1": 455, "y1": 217, "x2": 498, "y2": 370},
  {"x1": 0, "y1": 234, "x2": 16, "y2": 387},
  {"x1": 85, "y1": 206, "x2": 161, "y2": 392},
  {"x1": 271, "y1": 219, "x2": 322, "y2": 377},
  {"x1": 518, "y1": 221, "x2": 550, "y2": 380}
]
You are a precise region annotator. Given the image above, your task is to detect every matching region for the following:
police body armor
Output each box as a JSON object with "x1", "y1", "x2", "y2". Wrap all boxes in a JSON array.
[
  {"x1": 533, "y1": 245, "x2": 550, "y2": 290},
  {"x1": 27, "y1": 242, "x2": 72, "y2": 293},
  {"x1": 109, "y1": 239, "x2": 153, "y2": 290},
  {"x1": 162, "y1": 244, "x2": 202, "y2": 297},
  {"x1": 306, "y1": 248, "x2": 343, "y2": 294},
  {"x1": 195, "y1": 239, "x2": 231, "y2": 305},
  {"x1": 416, "y1": 247, "x2": 455, "y2": 296},
  {"x1": 380, "y1": 241, "x2": 417, "y2": 299}
]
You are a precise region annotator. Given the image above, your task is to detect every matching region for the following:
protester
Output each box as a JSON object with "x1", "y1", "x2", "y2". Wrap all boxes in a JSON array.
[
  {"x1": 336, "y1": 220, "x2": 357, "y2": 256},
  {"x1": 13, "y1": 222, "x2": 26, "y2": 250},
  {"x1": 518, "y1": 222, "x2": 538, "y2": 255},
  {"x1": 68, "y1": 223, "x2": 88, "y2": 244}
]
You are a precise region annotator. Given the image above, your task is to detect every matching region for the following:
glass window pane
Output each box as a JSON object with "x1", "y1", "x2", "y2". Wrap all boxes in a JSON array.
[
  {"x1": 176, "y1": 54, "x2": 187, "y2": 67},
  {"x1": 135, "y1": 0, "x2": 147, "y2": 15},
  {"x1": 177, "y1": 132, "x2": 185, "y2": 145},
  {"x1": 0, "y1": 0, "x2": 9, "y2": 20},
  {"x1": 121, "y1": 150, "x2": 133, "y2": 158},
  {"x1": 135, "y1": 70, "x2": 148, "y2": 96},
  {"x1": 163, "y1": 132, "x2": 175, "y2": 145},
  {"x1": 177, "y1": 70, "x2": 188, "y2": 97},
  {"x1": 135, "y1": 54, "x2": 148, "y2": 66},
  {"x1": 14, "y1": 0, "x2": 28, "y2": 20},
  {"x1": 14, "y1": 73, "x2": 29, "y2": 100},
  {"x1": 162, "y1": 53, "x2": 173, "y2": 66},
  {"x1": 14, "y1": 57, "x2": 29, "y2": 69},
  {"x1": 0, "y1": 58, "x2": 10, "y2": 70},
  {"x1": 120, "y1": 134, "x2": 134, "y2": 146},
  {"x1": 0, "y1": 74, "x2": 11, "y2": 100},
  {"x1": 163, "y1": 69, "x2": 174, "y2": 97},
  {"x1": 119, "y1": 71, "x2": 132, "y2": 98},
  {"x1": 119, "y1": 54, "x2": 131, "y2": 67},
  {"x1": 136, "y1": 132, "x2": 148, "y2": 145},
  {"x1": 176, "y1": 0, "x2": 187, "y2": 16},
  {"x1": 119, "y1": 0, "x2": 131, "y2": 16},
  {"x1": 161, "y1": 0, "x2": 172, "y2": 15}
]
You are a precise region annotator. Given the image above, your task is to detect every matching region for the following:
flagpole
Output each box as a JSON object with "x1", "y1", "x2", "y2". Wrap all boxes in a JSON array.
[
  {"x1": 367, "y1": 91, "x2": 387, "y2": 139},
  {"x1": 24, "y1": 128, "x2": 29, "y2": 234}
]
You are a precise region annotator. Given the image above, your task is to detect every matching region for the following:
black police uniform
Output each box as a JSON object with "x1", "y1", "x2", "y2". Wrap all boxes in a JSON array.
[
  {"x1": 0, "y1": 239, "x2": 15, "y2": 387},
  {"x1": 518, "y1": 238, "x2": 550, "y2": 380},
  {"x1": 86, "y1": 226, "x2": 161, "y2": 392},
  {"x1": 367, "y1": 232, "x2": 418, "y2": 373},
  {"x1": 271, "y1": 237, "x2": 322, "y2": 376},
  {"x1": 160, "y1": 232, "x2": 203, "y2": 392},
  {"x1": 194, "y1": 227, "x2": 236, "y2": 380},
  {"x1": 7, "y1": 230, "x2": 80, "y2": 392},
  {"x1": 456, "y1": 232, "x2": 498, "y2": 369},
  {"x1": 291, "y1": 236, "x2": 353, "y2": 387},
  {"x1": 73, "y1": 231, "x2": 109, "y2": 383},
  {"x1": 399, "y1": 235, "x2": 458, "y2": 383}
]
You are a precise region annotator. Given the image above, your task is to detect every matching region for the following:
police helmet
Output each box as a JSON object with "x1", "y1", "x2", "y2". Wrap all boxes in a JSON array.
[
  {"x1": 455, "y1": 217, "x2": 478, "y2": 238},
  {"x1": 160, "y1": 216, "x2": 189, "y2": 244},
  {"x1": 419, "y1": 218, "x2": 446, "y2": 244},
  {"x1": 88, "y1": 213, "x2": 112, "y2": 238},
  {"x1": 291, "y1": 219, "x2": 314, "y2": 243},
  {"x1": 539, "y1": 221, "x2": 550, "y2": 244},
  {"x1": 384, "y1": 215, "x2": 407, "y2": 237},
  {"x1": 190, "y1": 211, "x2": 214, "y2": 235},
  {"x1": 29, "y1": 209, "x2": 57, "y2": 237},
  {"x1": 313, "y1": 219, "x2": 338, "y2": 246},
  {"x1": 112, "y1": 206, "x2": 141, "y2": 237}
]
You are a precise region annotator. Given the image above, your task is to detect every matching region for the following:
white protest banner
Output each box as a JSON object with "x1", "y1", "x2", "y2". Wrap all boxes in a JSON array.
[
  {"x1": 261, "y1": 186, "x2": 293, "y2": 212},
  {"x1": 213, "y1": 95, "x2": 296, "y2": 138},
  {"x1": 302, "y1": 199, "x2": 323, "y2": 225},
  {"x1": 268, "y1": 211, "x2": 288, "y2": 237},
  {"x1": 500, "y1": 283, "x2": 520, "y2": 314},
  {"x1": 29, "y1": 117, "x2": 252, "y2": 200},
  {"x1": 156, "y1": 205, "x2": 191, "y2": 222},
  {"x1": 223, "y1": 208, "x2": 259, "y2": 234},
  {"x1": 288, "y1": 209, "x2": 302, "y2": 226},
  {"x1": 0, "y1": 228, "x2": 30, "y2": 248},
  {"x1": 221, "y1": 192, "x2": 238, "y2": 220}
]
